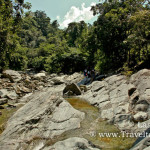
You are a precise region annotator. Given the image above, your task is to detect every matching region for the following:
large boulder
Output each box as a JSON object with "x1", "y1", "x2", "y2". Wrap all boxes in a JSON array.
[
  {"x1": 51, "y1": 76, "x2": 65, "y2": 85},
  {"x1": 2, "y1": 70, "x2": 22, "y2": 82},
  {"x1": 0, "y1": 89, "x2": 9, "y2": 98},
  {"x1": 0, "y1": 89, "x2": 18, "y2": 100},
  {"x1": 43, "y1": 137, "x2": 100, "y2": 150},
  {"x1": 80, "y1": 69, "x2": 150, "y2": 133},
  {"x1": 33, "y1": 72, "x2": 46, "y2": 79},
  {"x1": 65, "y1": 72, "x2": 83, "y2": 84},
  {"x1": 81, "y1": 75, "x2": 130, "y2": 127},
  {"x1": 77, "y1": 69, "x2": 150, "y2": 150},
  {"x1": 63, "y1": 83, "x2": 82, "y2": 96},
  {"x1": 0, "y1": 88, "x2": 85, "y2": 150}
]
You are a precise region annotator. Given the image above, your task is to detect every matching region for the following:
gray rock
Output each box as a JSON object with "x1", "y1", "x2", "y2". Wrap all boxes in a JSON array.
[
  {"x1": 7, "y1": 90, "x2": 18, "y2": 100},
  {"x1": 134, "y1": 104, "x2": 149, "y2": 112},
  {"x1": 144, "y1": 147, "x2": 150, "y2": 150},
  {"x1": 114, "y1": 104, "x2": 129, "y2": 115},
  {"x1": 0, "y1": 98, "x2": 8, "y2": 105},
  {"x1": 80, "y1": 69, "x2": 150, "y2": 133},
  {"x1": 130, "y1": 69, "x2": 150, "y2": 102},
  {"x1": 0, "y1": 89, "x2": 18, "y2": 100},
  {"x1": 43, "y1": 137, "x2": 100, "y2": 150},
  {"x1": 65, "y1": 72, "x2": 83, "y2": 84},
  {"x1": 49, "y1": 73, "x2": 57, "y2": 78},
  {"x1": 101, "y1": 108, "x2": 114, "y2": 120},
  {"x1": 2, "y1": 70, "x2": 22, "y2": 82},
  {"x1": 34, "y1": 73, "x2": 46, "y2": 79},
  {"x1": 63, "y1": 83, "x2": 82, "y2": 96},
  {"x1": 0, "y1": 88, "x2": 85, "y2": 150},
  {"x1": 133, "y1": 112, "x2": 148, "y2": 122},
  {"x1": 0, "y1": 89, "x2": 9, "y2": 98},
  {"x1": 91, "y1": 81, "x2": 106, "y2": 92},
  {"x1": 52, "y1": 76, "x2": 65, "y2": 85},
  {"x1": 113, "y1": 114, "x2": 134, "y2": 130}
]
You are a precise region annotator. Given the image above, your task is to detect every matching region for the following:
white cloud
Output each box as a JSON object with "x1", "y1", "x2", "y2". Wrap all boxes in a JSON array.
[
  {"x1": 59, "y1": 2, "x2": 96, "y2": 28},
  {"x1": 56, "y1": 16, "x2": 60, "y2": 20}
]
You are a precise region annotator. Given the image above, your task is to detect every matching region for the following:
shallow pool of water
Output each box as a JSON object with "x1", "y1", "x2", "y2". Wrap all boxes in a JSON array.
[
  {"x1": 42, "y1": 98, "x2": 136, "y2": 150},
  {"x1": 64, "y1": 98, "x2": 136, "y2": 150}
]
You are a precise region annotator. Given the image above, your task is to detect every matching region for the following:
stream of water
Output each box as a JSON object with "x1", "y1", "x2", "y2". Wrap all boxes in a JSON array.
[{"x1": 62, "y1": 98, "x2": 136, "y2": 150}]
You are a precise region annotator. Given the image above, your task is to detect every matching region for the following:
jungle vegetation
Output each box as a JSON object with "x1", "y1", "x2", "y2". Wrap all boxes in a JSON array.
[{"x1": 0, "y1": 0, "x2": 150, "y2": 74}]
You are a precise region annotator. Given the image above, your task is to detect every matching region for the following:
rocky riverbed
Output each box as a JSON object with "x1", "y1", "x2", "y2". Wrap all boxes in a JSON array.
[{"x1": 0, "y1": 69, "x2": 150, "y2": 150}]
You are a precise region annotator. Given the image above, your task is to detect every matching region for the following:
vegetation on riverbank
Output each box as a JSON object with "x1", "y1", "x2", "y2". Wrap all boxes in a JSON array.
[
  {"x1": 0, "y1": 105, "x2": 22, "y2": 134},
  {"x1": 0, "y1": 0, "x2": 150, "y2": 74}
]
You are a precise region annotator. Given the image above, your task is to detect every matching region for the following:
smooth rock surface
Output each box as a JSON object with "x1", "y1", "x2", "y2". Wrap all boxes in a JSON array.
[
  {"x1": 80, "y1": 69, "x2": 150, "y2": 132},
  {"x1": 43, "y1": 137, "x2": 100, "y2": 150},
  {"x1": 0, "y1": 87, "x2": 85, "y2": 150}
]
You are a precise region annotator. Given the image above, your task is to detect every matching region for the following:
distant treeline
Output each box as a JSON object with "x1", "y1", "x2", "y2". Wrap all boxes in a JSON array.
[{"x1": 0, "y1": 0, "x2": 150, "y2": 74}]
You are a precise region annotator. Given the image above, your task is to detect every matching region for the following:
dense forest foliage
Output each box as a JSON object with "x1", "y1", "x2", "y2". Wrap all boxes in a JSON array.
[{"x1": 0, "y1": 0, "x2": 150, "y2": 74}]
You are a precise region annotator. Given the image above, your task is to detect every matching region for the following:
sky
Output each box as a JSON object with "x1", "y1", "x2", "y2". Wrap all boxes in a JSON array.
[{"x1": 25, "y1": 0, "x2": 99, "y2": 28}]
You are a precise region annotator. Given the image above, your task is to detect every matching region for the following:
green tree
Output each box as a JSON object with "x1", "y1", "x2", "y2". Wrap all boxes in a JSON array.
[{"x1": 0, "y1": 0, "x2": 30, "y2": 71}]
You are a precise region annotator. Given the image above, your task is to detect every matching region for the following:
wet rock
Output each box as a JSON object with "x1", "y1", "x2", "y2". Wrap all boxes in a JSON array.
[
  {"x1": 114, "y1": 104, "x2": 129, "y2": 115},
  {"x1": 63, "y1": 83, "x2": 82, "y2": 96},
  {"x1": 2, "y1": 70, "x2": 22, "y2": 82}
]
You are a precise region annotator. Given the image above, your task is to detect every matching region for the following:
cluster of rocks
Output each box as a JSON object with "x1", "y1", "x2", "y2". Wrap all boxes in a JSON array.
[
  {"x1": 0, "y1": 70, "x2": 99, "y2": 150},
  {"x1": 79, "y1": 69, "x2": 150, "y2": 150},
  {"x1": 1, "y1": 69, "x2": 150, "y2": 150},
  {"x1": 0, "y1": 88, "x2": 86, "y2": 149},
  {"x1": 80, "y1": 69, "x2": 150, "y2": 132},
  {"x1": 0, "y1": 69, "x2": 83, "y2": 115}
]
